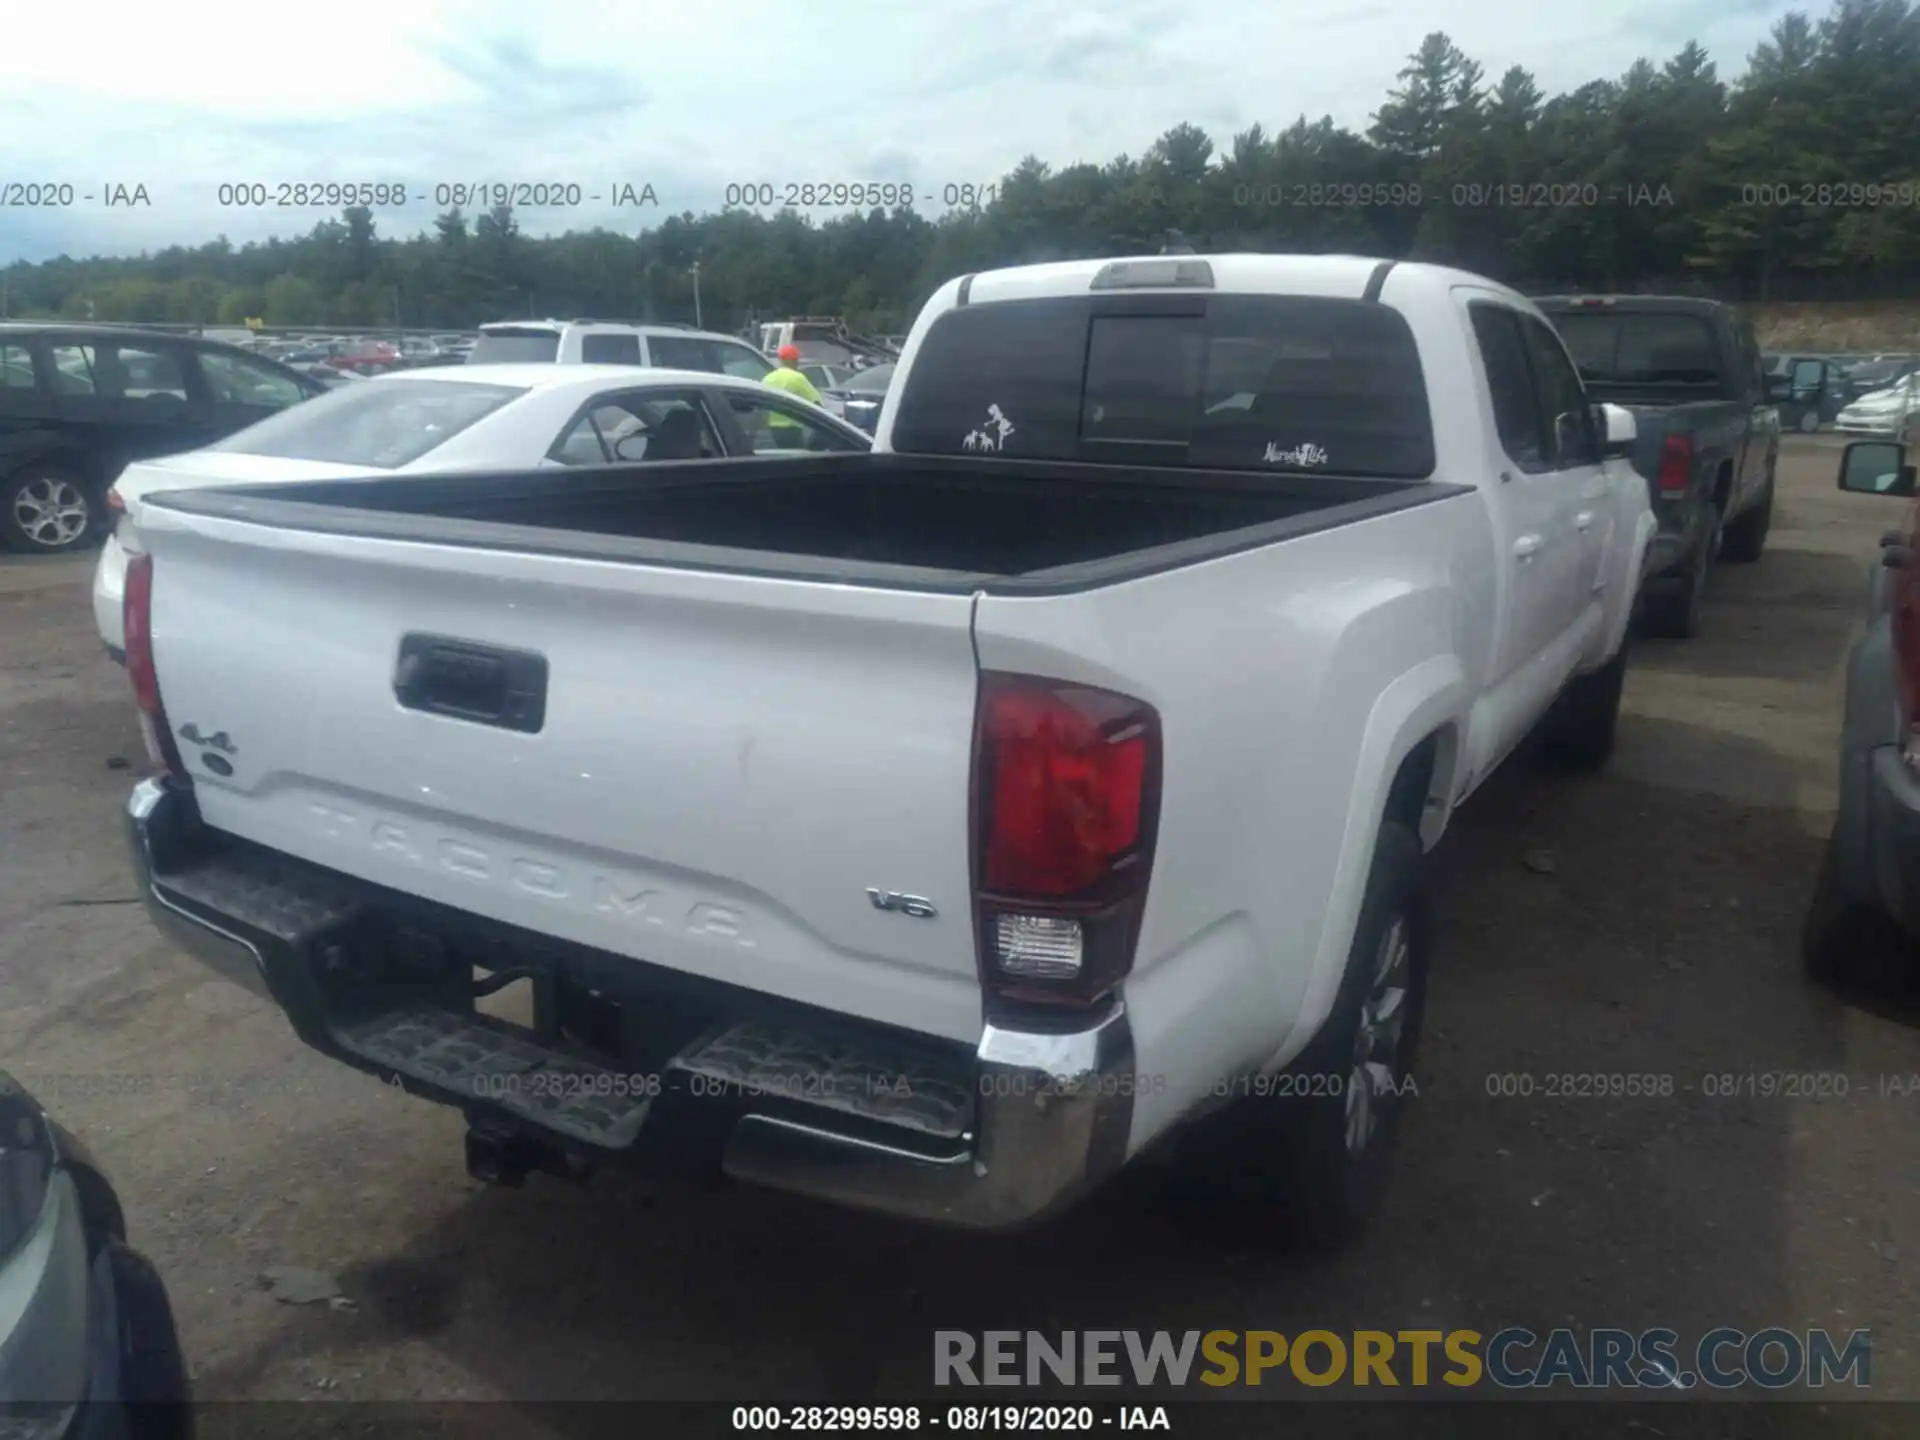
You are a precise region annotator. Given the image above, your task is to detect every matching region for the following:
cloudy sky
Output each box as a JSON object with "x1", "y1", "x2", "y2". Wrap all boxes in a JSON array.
[{"x1": 0, "y1": 0, "x2": 1797, "y2": 263}]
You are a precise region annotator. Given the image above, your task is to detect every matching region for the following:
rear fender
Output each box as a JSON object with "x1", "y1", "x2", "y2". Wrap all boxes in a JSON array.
[{"x1": 1263, "y1": 652, "x2": 1468, "y2": 1071}]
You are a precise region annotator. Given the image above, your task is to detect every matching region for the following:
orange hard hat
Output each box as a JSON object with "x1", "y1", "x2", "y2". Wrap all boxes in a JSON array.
[{"x1": 778, "y1": 344, "x2": 801, "y2": 362}]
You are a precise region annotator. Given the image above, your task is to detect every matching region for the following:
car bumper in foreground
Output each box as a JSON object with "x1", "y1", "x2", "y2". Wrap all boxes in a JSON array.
[
  {"x1": 124, "y1": 778, "x2": 1134, "y2": 1231},
  {"x1": 0, "y1": 1145, "x2": 190, "y2": 1436}
]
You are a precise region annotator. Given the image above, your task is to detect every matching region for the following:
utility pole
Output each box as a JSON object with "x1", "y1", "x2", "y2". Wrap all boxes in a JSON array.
[{"x1": 690, "y1": 260, "x2": 702, "y2": 329}]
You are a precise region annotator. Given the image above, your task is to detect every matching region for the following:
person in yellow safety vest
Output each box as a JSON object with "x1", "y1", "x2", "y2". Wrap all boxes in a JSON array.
[{"x1": 760, "y1": 344, "x2": 823, "y2": 448}]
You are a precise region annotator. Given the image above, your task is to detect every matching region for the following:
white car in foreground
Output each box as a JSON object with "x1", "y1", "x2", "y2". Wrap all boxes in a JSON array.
[{"x1": 93, "y1": 363, "x2": 868, "y2": 657}]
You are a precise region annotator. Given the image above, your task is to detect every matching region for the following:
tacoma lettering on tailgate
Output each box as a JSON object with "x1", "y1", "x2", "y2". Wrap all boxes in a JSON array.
[{"x1": 305, "y1": 801, "x2": 756, "y2": 947}]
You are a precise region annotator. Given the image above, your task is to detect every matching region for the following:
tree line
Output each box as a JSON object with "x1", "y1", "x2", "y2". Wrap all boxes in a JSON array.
[{"x1": 2, "y1": 0, "x2": 1916, "y2": 335}]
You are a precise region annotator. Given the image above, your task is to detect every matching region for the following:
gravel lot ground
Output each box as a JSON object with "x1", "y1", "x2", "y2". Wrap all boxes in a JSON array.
[{"x1": 2, "y1": 434, "x2": 1917, "y2": 1434}]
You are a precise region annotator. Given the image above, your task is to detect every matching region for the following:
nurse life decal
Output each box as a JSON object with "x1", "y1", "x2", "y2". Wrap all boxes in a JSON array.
[
  {"x1": 963, "y1": 404, "x2": 1016, "y2": 452},
  {"x1": 1265, "y1": 441, "x2": 1330, "y2": 467}
]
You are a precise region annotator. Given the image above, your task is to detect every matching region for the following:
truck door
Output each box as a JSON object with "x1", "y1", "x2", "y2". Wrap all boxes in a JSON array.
[
  {"x1": 1464, "y1": 299, "x2": 1584, "y2": 682},
  {"x1": 1516, "y1": 310, "x2": 1612, "y2": 623}
]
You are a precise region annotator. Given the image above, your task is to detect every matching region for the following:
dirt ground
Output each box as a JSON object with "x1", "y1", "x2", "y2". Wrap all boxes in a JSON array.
[{"x1": 3, "y1": 437, "x2": 1919, "y2": 1433}]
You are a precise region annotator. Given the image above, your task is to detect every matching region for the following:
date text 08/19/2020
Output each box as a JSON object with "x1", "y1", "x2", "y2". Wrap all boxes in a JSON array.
[{"x1": 729, "y1": 1405, "x2": 1169, "y2": 1432}]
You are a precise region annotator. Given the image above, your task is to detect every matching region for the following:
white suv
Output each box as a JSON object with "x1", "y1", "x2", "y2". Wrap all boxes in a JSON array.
[{"x1": 467, "y1": 320, "x2": 773, "y2": 378}]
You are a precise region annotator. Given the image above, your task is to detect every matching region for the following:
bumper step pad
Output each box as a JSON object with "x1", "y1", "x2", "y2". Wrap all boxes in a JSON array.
[
  {"x1": 336, "y1": 1003, "x2": 655, "y2": 1149},
  {"x1": 669, "y1": 1019, "x2": 976, "y2": 1141}
]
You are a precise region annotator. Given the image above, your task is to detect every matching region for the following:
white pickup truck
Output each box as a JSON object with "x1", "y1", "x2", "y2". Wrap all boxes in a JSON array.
[{"x1": 122, "y1": 253, "x2": 1654, "y2": 1245}]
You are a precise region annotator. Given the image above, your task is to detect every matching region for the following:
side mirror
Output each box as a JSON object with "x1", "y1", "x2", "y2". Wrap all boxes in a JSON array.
[
  {"x1": 612, "y1": 431, "x2": 650, "y2": 462},
  {"x1": 1763, "y1": 374, "x2": 1792, "y2": 403},
  {"x1": 1838, "y1": 441, "x2": 1916, "y2": 497},
  {"x1": 1598, "y1": 402, "x2": 1636, "y2": 458}
]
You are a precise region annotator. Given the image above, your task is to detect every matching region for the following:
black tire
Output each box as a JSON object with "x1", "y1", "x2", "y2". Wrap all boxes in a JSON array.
[
  {"x1": 0, "y1": 465, "x2": 102, "y2": 554},
  {"x1": 1721, "y1": 472, "x2": 1775, "y2": 564},
  {"x1": 1641, "y1": 502, "x2": 1720, "y2": 639},
  {"x1": 107, "y1": 1241, "x2": 194, "y2": 1439},
  {"x1": 1544, "y1": 642, "x2": 1628, "y2": 771},
  {"x1": 1184, "y1": 823, "x2": 1431, "y2": 1250},
  {"x1": 1802, "y1": 827, "x2": 1911, "y2": 990}
]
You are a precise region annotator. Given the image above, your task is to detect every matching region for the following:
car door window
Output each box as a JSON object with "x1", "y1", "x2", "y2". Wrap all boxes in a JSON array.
[
  {"x1": 580, "y1": 333, "x2": 642, "y2": 365},
  {"x1": 549, "y1": 389, "x2": 722, "y2": 465},
  {"x1": 645, "y1": 336, "x2": 722, "y2": 373},
  {"x1": 721, "y1": 390, "x2": 863, "y2": 454},
  {"x1": 1520, "y1": 316, "x2": 1599, "y2": 467},
  {"x1": 1469, "y1": 304, "x2": 1549, "y2": 473},
  {"x1": 110, "y1": 345, "x2": 189, "y2": 400},
  {"x1": 0, "y1": 344, "x2": 36, "y2": 392},
  {"x1": 198, "y1": 349, "x2": 309, "y2": 408},
  {"x1": 49, "y1": 344, "x2": 100, "y2": 395},
  {"x1": 716, "y1": 343, "x2": 773, "y2": 380}
]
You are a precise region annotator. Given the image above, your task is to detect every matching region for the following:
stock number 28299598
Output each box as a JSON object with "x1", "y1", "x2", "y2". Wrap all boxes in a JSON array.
[{"x1": 731, "y1": 1407, "x2": 922, "y2": 1430}]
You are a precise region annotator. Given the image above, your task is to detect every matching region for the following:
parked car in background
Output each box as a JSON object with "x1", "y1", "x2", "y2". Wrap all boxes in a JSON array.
[
  {"x1": 467, "y1": 320, "x2": 772, "y2": 378},
  {"x1": 1836, "y1": 370, "x2": 1920, "y2": 439},
  {"x1": 0, "y1": 1067, "x2": 192, "y2": 1435},
  {"x1": 1535, "y1": 295, "x2": 1783, "y2": 638},
  {"x1": 1806, "y1": 437, "x2": 1920, "y2": 982},
  {"x1": 121, "y1": 253, "x2": 1653, "y2": 1246},
  {"x1": 0, "y1": 323, "x2": 328, "y2": 554},
  {"x1": 800, "y1": 363, "x2": 852, "y2": 394},
  {"x1": 818, "y1": 360, "x2": 896, "y2": 433},
  {"x1": 1769, "y1": 354, "x2": 1849, "y2": 433},
  {"x1": 92, "y1": 363, "x2": 868, "y2": 658}
]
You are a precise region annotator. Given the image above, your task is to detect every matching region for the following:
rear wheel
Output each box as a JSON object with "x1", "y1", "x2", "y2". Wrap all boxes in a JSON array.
[
  {"x1": 1721, "y1": 470, "x2": 1775, "y2": 564},
  {"x1": 1641, "y1": 503, "x2": 1720, "y2": 639},
  {"x1": 0, "y1": 466, "x2": 100, "y2": 554},
  {"x1": 1182, "y1": 823, "x2": 1430, "y2": 1250}
]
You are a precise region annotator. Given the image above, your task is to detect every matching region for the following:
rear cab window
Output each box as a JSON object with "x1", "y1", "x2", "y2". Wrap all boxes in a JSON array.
[
  {"x1": 888, "y1": 294, "x2": 1435, "y2": 477},
  {"x1": 468, "y1": 328, "x2": 561, "y2": 364},
  {"x1": 1547, "y1": 310, "x2": 1725, "y2": 390}
]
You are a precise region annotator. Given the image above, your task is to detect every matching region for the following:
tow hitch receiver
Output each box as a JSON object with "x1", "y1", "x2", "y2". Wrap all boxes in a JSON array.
[{"x1": 464, "y1": 1122, "x2": 592, "y2": 1189}]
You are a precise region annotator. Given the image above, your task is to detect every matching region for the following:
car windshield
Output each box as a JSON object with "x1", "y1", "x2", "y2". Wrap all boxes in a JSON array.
[
  {"x1": 1549, "y1": 312, "x2": 1723, "y2": 386},
  {"x1": 467, "y1": 329, "x2": 561, "y2": 364},
  {"x1": 205, "y1": 379, "x2": 525, "y2": 468},
  {"x1": 846, "y1": 363, "x2": 895, "y2": 394}
]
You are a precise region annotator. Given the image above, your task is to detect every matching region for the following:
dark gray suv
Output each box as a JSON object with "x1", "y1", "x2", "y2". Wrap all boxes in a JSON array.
[{"x1": 0, "y1": 324, "x2": 326, "y2": 554}]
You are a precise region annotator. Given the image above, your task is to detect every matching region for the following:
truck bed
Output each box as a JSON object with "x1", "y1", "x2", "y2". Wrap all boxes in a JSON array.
[{"x1": 145, "y1": 452, "x2": 1454, "y2": 594}]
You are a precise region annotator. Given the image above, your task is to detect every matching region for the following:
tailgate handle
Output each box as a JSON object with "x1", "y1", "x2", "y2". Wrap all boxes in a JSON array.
[{"x1": 393, "y1": 634, "x2": 548, "y2": 734}]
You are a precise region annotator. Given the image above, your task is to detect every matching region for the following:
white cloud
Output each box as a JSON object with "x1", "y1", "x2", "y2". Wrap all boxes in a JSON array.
[{"x1": 0, "y1": 0, "x2": 1799, "y2": 260}]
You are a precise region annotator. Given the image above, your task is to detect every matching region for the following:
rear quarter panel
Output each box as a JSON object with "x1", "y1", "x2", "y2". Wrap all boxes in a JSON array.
[{"x1": 972, "y1": 489, "x2": 1496, "y2": 1148}]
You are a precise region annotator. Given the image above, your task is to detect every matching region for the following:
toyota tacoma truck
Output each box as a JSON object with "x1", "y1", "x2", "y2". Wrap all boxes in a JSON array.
[
  {"x1": 1534, "y1": 295, "x2": 1785, "y2": 638},
  {"x1": 121, "y1": 254, "x2": 1654, "y2": 1246}
]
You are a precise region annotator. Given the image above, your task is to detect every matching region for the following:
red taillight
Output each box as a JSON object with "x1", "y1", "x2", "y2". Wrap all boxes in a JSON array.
[
  {"x1": 123, "y1": 553, "x2": 185, "y2": 777},
  {"x1": 1656, "y1": 434, "x2": 1693, "y2": 497},
  {"x1": 974, "y1": 673, "x2": 1160, "y2": 1007}
]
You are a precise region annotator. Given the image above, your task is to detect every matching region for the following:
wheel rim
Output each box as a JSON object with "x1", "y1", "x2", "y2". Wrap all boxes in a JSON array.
[
  {"x1": 10, "y1": 476, "x2": 90, "y2": 548},
  {"x1": 1800, "y1": 411, "x2": 1819, "y2": 433},
  {"x1": 1345, "y1": 914, "x2": 1411, "y2": 1156}
]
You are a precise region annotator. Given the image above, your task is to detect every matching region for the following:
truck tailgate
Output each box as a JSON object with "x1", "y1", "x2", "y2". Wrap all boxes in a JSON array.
[{"x1": 137, "y1": 508, "x2": 986, "y2": 1044}]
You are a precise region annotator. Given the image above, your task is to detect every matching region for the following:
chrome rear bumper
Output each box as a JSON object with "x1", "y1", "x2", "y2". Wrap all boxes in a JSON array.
[{"x1": 125, "y1": 777, "x2": 1134, "y2": 1230}]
